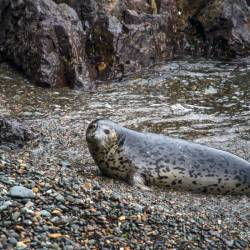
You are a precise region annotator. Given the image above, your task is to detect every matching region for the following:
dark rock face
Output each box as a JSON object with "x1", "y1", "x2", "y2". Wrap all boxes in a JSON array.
[
  {"x1": 57, "y1": 0, "x2": 250, "y2": 81},
  {"x1": 0, "y1": 0, "x2": 250, "y2": 85},
  {"x1": 179, "y1": 0, "x2": 250, "y2": 57},
  {"x1": 58, "y1": 0, "x2": 180, "y2": 80},
  {"x1": 0, "y1": 117, "x2": 36, "y2": 148},
  {"x1": 0, "y1": 0, "x2": 90, "y2": 88}
]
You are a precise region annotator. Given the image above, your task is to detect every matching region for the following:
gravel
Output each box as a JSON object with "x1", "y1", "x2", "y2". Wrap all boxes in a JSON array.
[{"x1": 0, "y1": 152, "x2": 249, "y2": 249}]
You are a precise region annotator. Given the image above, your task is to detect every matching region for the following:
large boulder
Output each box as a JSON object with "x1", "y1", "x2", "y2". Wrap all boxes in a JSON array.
[
  {"x1": 0, "y1": 0, "x2": 90, "y2": 88},
  {"x1": 0, "y1": 117, "x2": 36, "y2": 148}
]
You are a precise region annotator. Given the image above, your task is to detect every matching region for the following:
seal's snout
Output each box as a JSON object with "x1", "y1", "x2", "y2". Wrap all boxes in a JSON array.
[
  {"x1": 86, "y1": 119, "x2": 110, "y2": 143},
  {"x1": 86, "y1": 121, "x2": 98, "y2": 143}
]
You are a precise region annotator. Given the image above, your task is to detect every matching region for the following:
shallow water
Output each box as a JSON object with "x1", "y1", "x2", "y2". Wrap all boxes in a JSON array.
[
  {"x1": 1, "y1": 59, "x2": 250, "y2": 247},
  {"x1": 0, "y1": 58, "x2": 250, "y2": 164}
]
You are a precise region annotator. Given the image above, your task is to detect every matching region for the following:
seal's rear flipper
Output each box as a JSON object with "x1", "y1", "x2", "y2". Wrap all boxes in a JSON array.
[{"x1": 130, "y1": 173, "x2": 152, "y2": 191}]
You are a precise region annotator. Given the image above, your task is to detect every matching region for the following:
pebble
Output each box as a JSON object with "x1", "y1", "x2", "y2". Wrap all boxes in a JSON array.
[
  {"x1": 16, "y1": 242, "x2": 27, "y2": 249},
  {"x1": 55, "y1": 194, "x2": 65, "y2": 202},
  {"x1": 8, "y1": 237, "x2": 17, "y2": 245},
  {"x1": 12, "y1": 211, "x2": 21, "y2": 221},
  {"x1": 0, "y1": 201, "x2": 12, "y2": 211},
  {"x1": 40, "y1": 210, "x2": 51, "y2": 217},
  {"x1": 9, "y1": 186, "x2": 35, "y2": 199}
]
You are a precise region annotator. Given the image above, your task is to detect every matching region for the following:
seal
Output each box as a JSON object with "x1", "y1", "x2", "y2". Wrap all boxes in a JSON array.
[{"x1": 86, "y1": 118, "x2": 250, "y2": 194}]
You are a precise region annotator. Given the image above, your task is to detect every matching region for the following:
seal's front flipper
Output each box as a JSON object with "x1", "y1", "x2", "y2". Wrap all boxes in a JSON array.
[{"x1": 130, "y1": 173, "x2": 151, "y2": 191}]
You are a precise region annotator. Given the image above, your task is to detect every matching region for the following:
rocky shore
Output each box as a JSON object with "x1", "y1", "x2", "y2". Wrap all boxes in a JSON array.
[
  {"x1": 1, "y1": 151, "x2": 249, "y2": 249},
  {"x1": 0, "y1": 0, "x2": 250, "y2": 88},
  {"x1": 0, "y1": 111, "x2": 249, "y2": 249}
]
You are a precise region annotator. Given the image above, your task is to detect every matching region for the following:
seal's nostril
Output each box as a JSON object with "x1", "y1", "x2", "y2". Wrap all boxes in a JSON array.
[{"x1": 88, "y1": 123, "x2": 96, "y2": 130}]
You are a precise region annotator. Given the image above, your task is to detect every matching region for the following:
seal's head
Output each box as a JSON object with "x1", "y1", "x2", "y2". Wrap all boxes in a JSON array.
[{"x1": 86, "y1": 119, "x2": 119, "y2": 151}]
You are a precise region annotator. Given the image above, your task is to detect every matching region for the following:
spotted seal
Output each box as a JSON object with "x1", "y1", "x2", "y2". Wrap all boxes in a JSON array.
[{"x1": 86, "y1": 118, "x2": 250, "y2": 194}]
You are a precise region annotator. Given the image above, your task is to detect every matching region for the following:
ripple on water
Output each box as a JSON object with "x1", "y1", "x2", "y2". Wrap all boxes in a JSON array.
[{"x1": 0, "y1": 58, "x2": 250, "y2": 161}]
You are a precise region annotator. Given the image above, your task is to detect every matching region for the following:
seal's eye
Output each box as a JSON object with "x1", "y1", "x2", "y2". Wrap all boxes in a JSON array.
[{"x1": 104, "y1": 129, "x2": 110, "y2": 135}]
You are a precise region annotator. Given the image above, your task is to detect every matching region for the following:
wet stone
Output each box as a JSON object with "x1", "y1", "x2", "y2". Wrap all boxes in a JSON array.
[
  {"x1": 16, "y1": 242, "x2": 27, "y2": 249},
  {"x1": 9, "y1": 186, "x2": 35, "y2": 199},
  {"x1": 40, "y1": 210, "x2": 51, "y2": 217},
  {"x1": 0, "y1": 200, "x2": 12, "y2": 211},
  {"x1": 55, "y1": 194, "x2": 65, "y2": 203}
]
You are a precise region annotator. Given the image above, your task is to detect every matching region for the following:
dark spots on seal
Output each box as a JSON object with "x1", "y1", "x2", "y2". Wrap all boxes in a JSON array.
[
  {"x1": 235, "y1": 183, "x2": 241, "y2": 188},
  {"x1": 178, "y1": 180, "x2": 182, "y2": 184},
  {"x1": 164, "y1": 166, "x2": 170, "y2": 172},
  {"x1": 192, "y1": 181, "x2": 197, "y2": 185},
  {"x1": 161, "y1": 168, "x2": 170, "y2": 173},
  {"x1": 205, "y1": 174, "x2": 216, "y2": 177},
  {"x1": 198, "y1": 159, "x2": 205, "y2": 165},
  {"x1": 178, "y1": 156, "x2": 185, "y2": 162},
  {"x1": 189, "y1": 170, "x2": 195, "y2": 177},
  {"x1": 139, "y1": 149, "x2": 145, "y2": 154},
  {"x1": 164, "y1": 159, "x2": 170, "y2": 163},
  {"x1": 118, "y1": 137, "x2": 125, "y2": 146},
  {"x1": 239, "y1": 169, "x2": 246, "y2": 175},
  {"x1": 159, "y1": 175, "x2": 169, "y2": 180},
  {"x1": 172, "y1": 180, "x2": 177, "y2": 185},
  {"x1": 193, "y1": 163, "x2": 200, "y2": 169},
  {"x1": 207, "y1": 158, "x2": 215, "y2": 163},
  {"x1": 234, "y1": 175, "x2": 241, "y2": 181},
  {"x1": 122, "y1": 159, "x2": 130, "y2": 164},
  {"x1": 155, "y1": 158, "x2": 165, "y2": 168}
]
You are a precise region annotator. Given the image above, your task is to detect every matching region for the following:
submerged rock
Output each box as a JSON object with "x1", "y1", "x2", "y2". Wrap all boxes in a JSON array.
[
  {"x1": 0, "y1": 0, "x2": 90, "y2": 88},
  {"x1": 0, "y1": 117, "x2": 36, "y2": 147}
]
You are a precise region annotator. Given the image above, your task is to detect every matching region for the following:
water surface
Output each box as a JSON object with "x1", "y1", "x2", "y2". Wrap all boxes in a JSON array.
[{"x1": 0, "y1": 58, "x2": 250, "y2": 165}]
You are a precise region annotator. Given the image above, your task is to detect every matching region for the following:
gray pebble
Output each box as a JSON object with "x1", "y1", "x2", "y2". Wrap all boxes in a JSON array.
[
  {"x1": 8, "y1": 237, "x2": 17, "y2": 245},
  {"x1": 0, "y1": 201, "x2": 12, "y2": 211},
  {"x1": 9, "y1": 186, "x2": 35, "y2": 199},
  {"x1": 40, "y1": 210, "x2": 51, "y2": 217},
  {"x1": 12, "y1": 211, "x2": 21, "y2": 221},
  {"x1": 55, "y1": 194, "x2": 65, "y2": 202}
]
